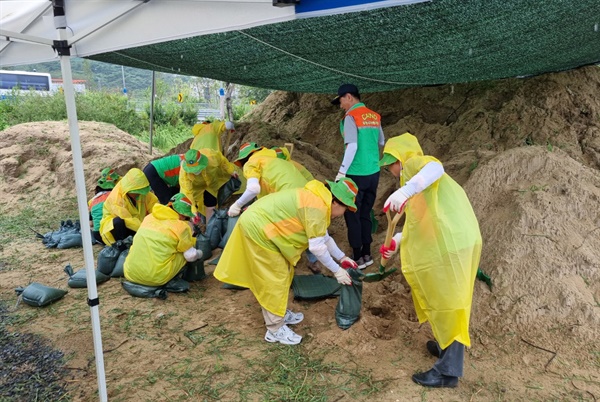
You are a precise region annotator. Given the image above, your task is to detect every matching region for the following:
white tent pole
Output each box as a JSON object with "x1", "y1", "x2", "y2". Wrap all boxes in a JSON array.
[
  {"x1": 54, "y1": 1, "x2": 108, "y2": 401},
  {"x1": 149, "y1": 70, "x2": 156, "y2": 155}
]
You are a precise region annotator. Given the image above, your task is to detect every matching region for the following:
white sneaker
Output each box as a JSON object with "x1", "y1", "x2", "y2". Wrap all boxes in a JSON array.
[
  {"x1": 284, "y1": 309, "x2": 304, "y2": 325},
  {"x1": 264, "y1": 325, "x2": 302, "y2": 345}
]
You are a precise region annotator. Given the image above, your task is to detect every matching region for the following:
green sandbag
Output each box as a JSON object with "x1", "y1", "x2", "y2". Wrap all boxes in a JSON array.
[
  {"x1": 64, "y1": 264, "x2": 110, "y2": 288},
  {"x1": 370, "y1": 209, "x2": 378, "y2": 234},
  {"x1": 96, "y1": 244, "x2": 121, "y2": 275},
  {"x1": 206, "y1": 209, "x2": 228, "y2": 250},
  {"x1": 217, "y1": 177, "x2": 241, "y2": 206},
  {"x1": 292, "y1": 274, "x2": 341, "y2": 300},
  {"x1": 15, "y1": 283, "x2": 68, "y2": 307},
  {"x1": 111, "y1": 249, "x2": 128, "y2": 278},
  {"x1": 335, "y1": 269, "x2": 364, "y2": 330},
  {"x1": 182, "y1": 260, "x2": 206, "y2": 282},
  {"x1": 218, "y1": 215, "x2": 238, "y2": 249},
  {"x1": 163, "y1": 277, "x2": 190, "y2": 293},
  {"x1": 122, "y1": 281, "x2": 167, "y2": 299},
  {"x1": 41, "y1": 219, "x2": 81, "y2": 248},
  {"x1": 195, "y1": 233, "x2": 212, "y2": 262}
]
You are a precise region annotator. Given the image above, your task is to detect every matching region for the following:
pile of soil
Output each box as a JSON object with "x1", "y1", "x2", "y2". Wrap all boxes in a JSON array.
[{"x1": 0, "y1": 65, "x2": 599, "y2": 401}]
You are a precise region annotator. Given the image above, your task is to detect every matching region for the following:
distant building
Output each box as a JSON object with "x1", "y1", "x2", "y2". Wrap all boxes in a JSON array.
[{"x1": 51, "y1": 78, "x2": 87, "y2": 93}]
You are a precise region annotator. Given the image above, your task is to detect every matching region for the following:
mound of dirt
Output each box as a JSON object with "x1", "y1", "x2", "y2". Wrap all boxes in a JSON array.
[{"x1": 0, "y1": 121, "x2": 161, "y2": 205}]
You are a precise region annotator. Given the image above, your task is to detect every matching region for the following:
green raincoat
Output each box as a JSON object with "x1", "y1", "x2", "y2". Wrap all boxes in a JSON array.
[
  {"x1": 213, "y1": 180, "x2": 331, "y2": 316},
  {"x1": 384, "y1": 134, "x2": 482, "y2": 349},
  {"x1": 124, "y1": 203, "x2": 196, "y2": 286},
  {"x1": 99, "y1": 168, "x2": 158, "y2": 245}
]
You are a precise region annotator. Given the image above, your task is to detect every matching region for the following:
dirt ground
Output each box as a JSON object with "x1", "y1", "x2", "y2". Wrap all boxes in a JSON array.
[{"x1": 1, "y1": 66, "x2": 599, "y2": 401}]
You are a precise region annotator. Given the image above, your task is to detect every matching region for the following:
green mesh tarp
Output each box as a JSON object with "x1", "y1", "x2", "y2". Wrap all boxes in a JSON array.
[{"x1": 89, "y1": 0, "x2": 600, "y2": 93}]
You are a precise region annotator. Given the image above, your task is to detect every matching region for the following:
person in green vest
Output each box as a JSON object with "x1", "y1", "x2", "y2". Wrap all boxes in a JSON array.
[
  {"x1": 142, "y1": 154, "x2": 184, "y2": 204},
  {"x1": 331, "y1": 83, "x2": 385, "y2": 269},
  {"x1": 88, "y1": 168, "x2": 121, "y2": 244}
]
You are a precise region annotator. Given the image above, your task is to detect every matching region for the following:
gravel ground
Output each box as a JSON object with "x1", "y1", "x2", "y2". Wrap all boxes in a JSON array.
[{"x1": 0, "y1": 302, "x2": 68, "y2": 401}]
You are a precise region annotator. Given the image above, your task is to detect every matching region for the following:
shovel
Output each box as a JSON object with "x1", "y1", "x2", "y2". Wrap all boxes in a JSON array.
[{"x1": 362, "y1": 209, "x2": 403, "y2": 283}]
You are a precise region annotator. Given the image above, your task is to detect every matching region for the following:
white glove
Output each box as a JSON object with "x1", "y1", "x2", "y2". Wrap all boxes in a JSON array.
[
  {"x1": 228, "y1": 202, "x2": 242, "y2": 217},
  {"x1": 334, "y1": 268, "x2": 352, "y2": 285},
  {"x1": 384, "y1": 187, "x2": 410, "y2": 213},
  {"x1": 225, "y1": 121, "x2": 235, "y2": 130},
  {"x1": 335, "y1": 171, "x2": 345, "y2": 182},
  {"x1": 184, "y1": 247, "x2": 203, "y2": 262}
]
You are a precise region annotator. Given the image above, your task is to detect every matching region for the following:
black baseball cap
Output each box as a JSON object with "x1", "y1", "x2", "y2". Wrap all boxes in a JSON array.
[{"x1": 331, "y1": 83, "x2": 360, "y2": 105}]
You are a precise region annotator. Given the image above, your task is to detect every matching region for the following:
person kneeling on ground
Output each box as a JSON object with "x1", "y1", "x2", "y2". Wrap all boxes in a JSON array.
[
  {"x1": 124, "y1": 193, "x2": 202, "y2": 287},
  {"x1": 99, "y1": 168, "x2": 158, "y2": 246},
  {"x1": 213, "y1": 178, "x2": 360, "y2": 345},
  {"x1": 378, "y1": 133, "x2": 482, "y2": 388},
  {"x1": 88, "y1": 168, "x2": 121, "y2": 244}
]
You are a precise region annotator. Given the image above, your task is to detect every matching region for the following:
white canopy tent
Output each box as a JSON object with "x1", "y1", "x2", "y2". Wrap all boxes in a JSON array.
[{"x1": 0, "y1": 1, "x2": 296, "y2": 400}]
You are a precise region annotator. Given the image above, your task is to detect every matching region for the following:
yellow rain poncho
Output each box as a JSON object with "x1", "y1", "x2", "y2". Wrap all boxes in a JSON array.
[
  {"x1": 179, "y1": 148, "x2": 236, "y2": 215},
  {"x1": 244, "y1": 148, "x2": 309, "y2": 198},
  {"x1": 276, "y1": 147, "x2": 314, "y2": 182},
  {"x1": 191, "y1": 121, "x2": 226, "y2": 152},
  {"x1": 384, "y1": 133, "x2": 482, "y2": 349},
  {"x1": 99, "y1": 168, "x2": 158, "y2": 245},
  {"x1": 214, "y1": 180, "x2": 331, "y2": 316},
  {"x1": 124, "y1": 203, "x2": 196, "y2": 286}
]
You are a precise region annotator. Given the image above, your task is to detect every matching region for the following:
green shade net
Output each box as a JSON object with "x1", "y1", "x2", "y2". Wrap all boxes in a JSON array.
[{"x1": 89, "y1": 0, "x2": 600, "y2": 93}]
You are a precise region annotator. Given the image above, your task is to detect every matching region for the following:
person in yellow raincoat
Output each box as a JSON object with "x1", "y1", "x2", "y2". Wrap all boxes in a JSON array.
[
  {"x1": 179, "y1": 148, "x2": 239, "y2": 223},
  {"x1": 214, "y1": 178, "x2": 360, "y2": 345},
  {"x1": 124, "y1": 193, "x2": 203, "y2": 287},
  {"x1": 378, "y1": 133, "x2": 482, "y2": 388},
  {"x1": 226, "y1": 144, "x2": 308, "y2": 216},
  {"x1": 190, "y1": 120, "x2": 234, "y2": 152},
  {"x1": 271, "y1": 146, "x2": 315, "y2": 182},
  {"x1": 99, "y1": 168, "x2": 158, "y2": 246}
]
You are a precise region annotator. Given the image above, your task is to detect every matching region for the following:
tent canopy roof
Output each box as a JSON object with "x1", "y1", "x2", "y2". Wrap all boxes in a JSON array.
[{"x1": 2, "y1": 0, "x2": 599, "y2": 94}]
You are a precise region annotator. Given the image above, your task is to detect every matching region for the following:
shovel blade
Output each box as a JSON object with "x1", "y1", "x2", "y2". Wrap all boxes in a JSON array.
[{"x1": 362, "y1": 267, "x2": 398, "y2": 282}]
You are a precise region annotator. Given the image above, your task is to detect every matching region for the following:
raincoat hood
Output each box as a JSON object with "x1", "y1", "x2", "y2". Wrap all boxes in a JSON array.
[
  {"x1": 381, "y1": 133, "x2": 424, "y2": 166},
  {"x1": 305, "y1": 180, "x2": 332, "y2": 226},
  {"x1": 120, "y1": 168, "x2": 151, "y2": 194}
]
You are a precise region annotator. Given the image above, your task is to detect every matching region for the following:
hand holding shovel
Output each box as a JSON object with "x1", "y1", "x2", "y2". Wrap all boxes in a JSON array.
[{"x1": 362, "y1": 209, "x2": 403, "y2": 283}]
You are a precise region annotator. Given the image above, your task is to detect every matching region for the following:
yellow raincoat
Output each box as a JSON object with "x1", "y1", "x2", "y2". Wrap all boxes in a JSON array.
[
  {"x1": 384, "y1": 134, "x2": 482, "y2": 349},
  {"x1": 276, "y1": 147, "x2": 315, "y2": 182},
  {"x1": 99, "y1": 168, "x2": 158, "y2": 245},
  {"x1": 191, "y1": 121, "x2": 226, "y2": 152},
  {"x1": 179, "y1": 148, "x2": 236, "y2": 215},
  {"x1": 124, "y1": 203, "x2": 196, "y2": 286},
  {"x1": 214, "y1": 180, "x2": 331, "y2": 316},
  {"x1": 244, "y1": 148, "x2": 308, "y2": 198}
]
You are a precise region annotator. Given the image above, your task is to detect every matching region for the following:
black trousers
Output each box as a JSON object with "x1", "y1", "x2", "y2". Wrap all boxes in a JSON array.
[
  {"x1": 111, "y1": 217, "x2": 136, "y2": 242},
  {"x1": 143, "y1": 163, "x2": 179, "y2": 205},
  {"x1": 344, "y1": 171, "x2": 380, "y2": 257}
]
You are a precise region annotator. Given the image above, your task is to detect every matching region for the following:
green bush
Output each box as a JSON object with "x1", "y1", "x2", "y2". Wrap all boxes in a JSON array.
[{"x1": 136, "y1": 123, "x2": 192, "y2": 153}]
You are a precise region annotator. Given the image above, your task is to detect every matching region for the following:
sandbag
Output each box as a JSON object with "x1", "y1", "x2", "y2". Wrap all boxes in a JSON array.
[
  {"x1": 96, "y1": 244, "x2": 121, "y2": 275},
  {"x1": 335, "y1": 269, "x2": 364, "y2": 330},
  {"x1": 64, "y1": 264, "x2": 110, "y2": 288},
  {"x1": 15, "y1": 283, "x2": 68, "y2": 307},
  {"x1": 182, "y1": 260, "x2": 206, "y2": 282},
  {"x1": 206, "y1": 209, "x2": 228, "y2": 250},
  {"x1": 292, "y1": 274, "x2": 341, "y2": 300},
  {"x1": 122, "y1": 281, "x2": 167, "y2": 299},
  {"x1": 218, "y1": 215, "x2": 238, "y2": 249},
  {"x1": 195, "y1": 233, "x2": 212, "y2": 262},
  {"x1": 163, "y1": 277, "x2": 190, "y2": 293},
  {"x1": 57, "y1": 233, "x2": 83, "y2": 249},
  {"x1": 111, "y1": 249, "x2": 128, "y2": 278},
  {"x1": 217, "y1": 177, "x2": 241, "y2": 206},
  {"x1": 39, "y1": 219, "x2": 82, "y2": 249}
]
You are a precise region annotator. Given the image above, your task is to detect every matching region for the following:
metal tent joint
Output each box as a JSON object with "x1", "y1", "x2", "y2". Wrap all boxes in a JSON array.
[{"x1": 52, "y1": 40, "x2": 71, "y2": 56}]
